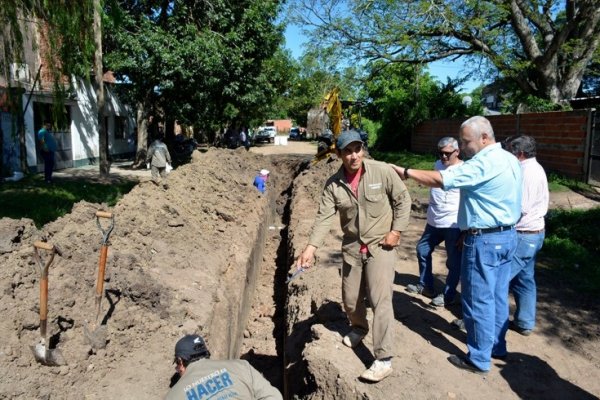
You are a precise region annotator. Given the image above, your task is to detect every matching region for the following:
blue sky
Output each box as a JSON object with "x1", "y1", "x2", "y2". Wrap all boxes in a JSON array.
[{"x1": 283, "y1": 25, "x2": 481, "y2": 93}]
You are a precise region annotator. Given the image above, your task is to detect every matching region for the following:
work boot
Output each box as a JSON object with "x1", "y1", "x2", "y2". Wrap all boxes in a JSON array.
[
  {"x1": 406, "y1": 283, "x2": 436, "y2": 298},
  {"x1": 360, "y1": 358, "x2": 393, "y2": 382},
  {"x1": 342, "y1": 330, "x2": 366, "y2": 348}
]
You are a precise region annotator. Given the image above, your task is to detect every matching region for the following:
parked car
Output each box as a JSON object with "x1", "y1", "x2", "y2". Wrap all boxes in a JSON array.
[
  {"x1": 288, "y1": 127, "x2": 302, "y2": 140},
  {"x1": 255, "y1": 126, "x2": 276, "y2": 143}
]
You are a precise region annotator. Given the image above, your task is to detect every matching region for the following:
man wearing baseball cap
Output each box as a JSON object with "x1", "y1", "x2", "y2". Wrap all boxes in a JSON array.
[
  {"x1": 296, "y1": 129, "x2": 411, "y2": 382},
  {"x1": 165, "y1": 334, "x2": 282, "y2": 400}
]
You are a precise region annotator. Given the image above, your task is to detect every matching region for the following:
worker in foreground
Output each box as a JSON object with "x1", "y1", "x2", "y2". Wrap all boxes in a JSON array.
[
  {"x1": 296, "y1": 129, "x2": 412, "y2": 382},
  {"x1": 165, "y1": 334, "x2": 282, "y2": 400}
]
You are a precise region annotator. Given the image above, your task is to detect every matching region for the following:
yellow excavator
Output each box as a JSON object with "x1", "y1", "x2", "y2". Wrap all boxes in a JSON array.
[{"x1": 306, "y1": 87, "x2": 365, "y2": 162}]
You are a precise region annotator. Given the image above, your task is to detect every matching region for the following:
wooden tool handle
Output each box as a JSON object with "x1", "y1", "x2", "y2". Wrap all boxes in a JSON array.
[
  {"x1": 34, "y1": 241, "x2": 54, "y2": 251},
  {"x1": 96, "y1": 211, "x2": 113, "y2": 219},
  {"x1": 96, "y1": 245, "x2": 108, "y2": 296}
]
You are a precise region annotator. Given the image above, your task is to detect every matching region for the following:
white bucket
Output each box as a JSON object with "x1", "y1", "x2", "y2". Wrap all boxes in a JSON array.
[
  {"x1": 274, "y1": 136, "x2": 281, "y2": 145},
  {"x1": 280, "y1": 136, "x2": 288, "y2": 146}
]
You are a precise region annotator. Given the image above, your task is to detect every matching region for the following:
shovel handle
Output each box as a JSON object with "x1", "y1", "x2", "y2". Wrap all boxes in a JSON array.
[
  {"x1": 96, "y1": 245, "x2": 108, "y2": 296},
  {"x1": 40, "y1": 276, "x2": 48, "y2": 324},
  {"x1": 34, "y1": 241, "x2": 54, "y2": 251},
  {"x1": 96, "y1": 211, "x2": 113, "y2": 219}
]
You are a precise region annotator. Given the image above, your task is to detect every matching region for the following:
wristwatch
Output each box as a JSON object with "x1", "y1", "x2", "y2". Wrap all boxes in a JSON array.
[{"x1": 404, "y1": 167, "x2": 410, "y2": 179}]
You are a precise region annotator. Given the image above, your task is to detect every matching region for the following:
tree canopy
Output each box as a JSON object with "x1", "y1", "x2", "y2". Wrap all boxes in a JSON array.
[
  {"x1": 104, "y1": 0, "x2": 288, "y2": 141},
  {"x1": 289, "y1": 0, "x2": 600, "y2": 104},
  {"x1": 361, "y1": 61, "x2": 482, "y2": 150}
]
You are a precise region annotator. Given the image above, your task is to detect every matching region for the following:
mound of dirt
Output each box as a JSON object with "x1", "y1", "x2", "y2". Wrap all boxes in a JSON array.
[{"x1": 0, "y1": 147, "x2": 293, "y2": 399}]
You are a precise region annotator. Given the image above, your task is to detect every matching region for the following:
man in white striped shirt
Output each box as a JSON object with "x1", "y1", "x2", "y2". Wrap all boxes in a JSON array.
[{"x1": 505, "y1": 135, "x2": 549, "y2": 336}]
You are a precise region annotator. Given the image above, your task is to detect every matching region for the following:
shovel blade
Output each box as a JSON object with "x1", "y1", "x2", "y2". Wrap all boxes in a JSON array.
[
  {"x1": 83, "y1": 324, "x2": 107, "y2": 351},
  {"x1": 30, "y1": 343, "x2": 66, "y2": 366}
]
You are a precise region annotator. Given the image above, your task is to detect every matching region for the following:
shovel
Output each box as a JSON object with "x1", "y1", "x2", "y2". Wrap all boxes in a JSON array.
[
  {"x1": 83, "y1": 211, "x2": 114, "y2": 350},
  {"x1": 31, "y1": 241, "x2": 65, "y2": 366}
]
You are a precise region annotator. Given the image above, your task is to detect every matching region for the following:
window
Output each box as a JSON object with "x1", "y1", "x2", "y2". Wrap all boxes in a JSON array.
[{"x1": 33, "y1": 102, "x2": 71, "y2": 133}]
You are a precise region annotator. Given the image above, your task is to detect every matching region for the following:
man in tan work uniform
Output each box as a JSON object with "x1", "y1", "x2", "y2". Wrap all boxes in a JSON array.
[
  {"x1": 296, "y1": 129, "x2": 411, "y2": 382},
  {"x1": 166, "y1": 334, "x2": 282, "y2": 400}
]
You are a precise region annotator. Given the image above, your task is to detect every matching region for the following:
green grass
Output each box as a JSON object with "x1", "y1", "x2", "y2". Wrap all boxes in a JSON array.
[
  {"x1": 0, "y1": 175, "x2": 136, "y2": 227},
  {"x1": 370, "y1": 150, "x2": 436, "y2": 171},
  {"x1": 370, "y1": 150, "x2": 437, "y2": 200},
  {"x1": 540, "y1": 208, "x2": 600, "y2": 293}
]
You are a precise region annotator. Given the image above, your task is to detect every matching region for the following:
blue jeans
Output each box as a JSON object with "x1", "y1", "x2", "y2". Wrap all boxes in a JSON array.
[
  {"x1": 510, "y1": 231, "x2": 545, "y2": 330},
  {"x1": 461, "y1": 229, "x2": 517, "y2": 371},
  {"x1": 415, "y1": 224, "x2": 462, "y2": 302}
]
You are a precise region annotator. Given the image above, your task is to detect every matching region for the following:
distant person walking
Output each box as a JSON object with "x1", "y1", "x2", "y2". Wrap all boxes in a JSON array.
[
  {"x1": 391, "y1": 116, "x2": 522, "y2": 374},
  {"x1": 405, "y1": 137, "x2": 464, "y2": 307},
  {"x1": 240, "y1": 128, "x2": 250, "y2": 151},
  {"x1": 37, "y1": 121, "x2": 57, "y2": 183},
  {"x1": 146, "y1": 133, "x2": 172, "y2": 189},
  {"x1": 505, "y1": 135, "x2": 549, "y2": 336}
]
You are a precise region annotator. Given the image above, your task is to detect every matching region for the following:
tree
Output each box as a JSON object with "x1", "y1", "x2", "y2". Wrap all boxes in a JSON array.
[
  {"x1": 94, "y1": 0, "x2": 109, "y2": 176},
  {"x1": 103, "y1": 0, "x2": 286, "y2": 161},
  {"x1": 290, "y1": 0, "x2": 600, "y2": 105},
  {"x1": 361, "y1": 61, "x2": 481, "y2": 150}
]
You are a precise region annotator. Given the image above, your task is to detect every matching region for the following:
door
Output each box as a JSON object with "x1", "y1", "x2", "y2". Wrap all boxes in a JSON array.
[{"x1": 33, "y1": 102, "x2": 73, "y2": 171}]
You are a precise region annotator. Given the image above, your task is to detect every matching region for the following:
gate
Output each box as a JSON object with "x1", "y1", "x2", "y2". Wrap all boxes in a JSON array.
[{"x1": 587, "y1": 110, "x2": 600, "y2": 187}]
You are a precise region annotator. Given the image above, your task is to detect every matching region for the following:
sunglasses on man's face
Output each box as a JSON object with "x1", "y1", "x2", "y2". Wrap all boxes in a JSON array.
[{"x1": 439, "y1": 150, "x2": 457, "y2": 158}]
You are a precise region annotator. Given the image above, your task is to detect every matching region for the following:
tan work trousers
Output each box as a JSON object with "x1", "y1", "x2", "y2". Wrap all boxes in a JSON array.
[{"x1": 342, "y1": 247, "x2": 396, "y2": 360}]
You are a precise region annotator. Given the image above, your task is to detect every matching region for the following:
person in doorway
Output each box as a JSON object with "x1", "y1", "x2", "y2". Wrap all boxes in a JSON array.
[
  {"x1": 405, "y1": 137, "x2": 464, "y2": 307},
  {"x1": 146, "y1": 133, "x2": 172, "y2": 189},
  {"x1": 165, "y1": 334, "x2": 282, "y2": 400},
  {"x1": 505, "y1": 135, "x2": 549, "y2": 336},
  {"x1": 295, "y1": 129, "x2": 411, "y2": 382},
  {"x1": 391, "y1": 116, "x2": 522, "y2": 374},
  {"x1": 253, "y1": 169, "x2": 270, "y2": 194},
  {"x1": 37, "y1": 121, "x2": 57, "y2": 183}
]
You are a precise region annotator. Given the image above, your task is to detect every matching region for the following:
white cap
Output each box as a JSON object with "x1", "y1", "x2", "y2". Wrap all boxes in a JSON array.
[{"x1": 260, "y1": 169, "x2": 270, "y2": 176}]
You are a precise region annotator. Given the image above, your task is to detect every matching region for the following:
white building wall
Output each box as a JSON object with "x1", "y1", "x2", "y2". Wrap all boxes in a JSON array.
[{"x1": 21, "y1": 77, "x2": 135, "y2": 169}]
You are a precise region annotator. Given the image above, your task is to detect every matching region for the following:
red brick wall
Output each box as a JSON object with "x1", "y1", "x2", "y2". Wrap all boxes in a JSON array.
[{"x1": 411, "y1": 110, "x2": 592, "y2": 180}]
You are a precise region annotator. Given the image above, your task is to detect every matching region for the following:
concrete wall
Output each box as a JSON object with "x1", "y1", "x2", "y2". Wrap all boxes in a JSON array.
[{"x1": 411, "y1": 110, "x2": 594, "y2": 180}]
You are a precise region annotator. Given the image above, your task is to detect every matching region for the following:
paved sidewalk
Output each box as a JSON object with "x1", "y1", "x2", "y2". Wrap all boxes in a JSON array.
[{"x1": 52, "y1": 160, "x2": 151, "y2": 183}]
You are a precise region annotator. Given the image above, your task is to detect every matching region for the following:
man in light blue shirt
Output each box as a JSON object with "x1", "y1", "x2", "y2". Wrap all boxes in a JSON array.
[{"x1": 391, "y1": 116, "x2": 522, "y2": 374}]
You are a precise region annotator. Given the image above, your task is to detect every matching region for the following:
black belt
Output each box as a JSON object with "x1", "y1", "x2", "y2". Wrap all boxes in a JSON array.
[
  {"x1": 517, "y1": 229, "x2": 545, "y2": 234},
  {"x1": 466, "y1": 225, "x2": 514, "y2": 235}
]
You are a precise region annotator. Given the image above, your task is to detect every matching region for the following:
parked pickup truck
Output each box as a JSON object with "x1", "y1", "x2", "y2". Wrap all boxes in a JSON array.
[{"x1": 255, "y1": 126, "x2": 276, "y2": 143}]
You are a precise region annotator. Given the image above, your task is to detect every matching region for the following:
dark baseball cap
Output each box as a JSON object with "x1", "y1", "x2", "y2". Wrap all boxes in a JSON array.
[
  {"x1": 174, "y1": 334, "x2": 210, "y2": 361},
  {"x1": 336, "y1": 129, "x2": 363, "y2": 150}
]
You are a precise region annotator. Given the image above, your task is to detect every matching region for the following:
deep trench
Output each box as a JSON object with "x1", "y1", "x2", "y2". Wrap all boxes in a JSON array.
[{"x1": 239, "y1": 157, "x2": 307, "y2": 399}]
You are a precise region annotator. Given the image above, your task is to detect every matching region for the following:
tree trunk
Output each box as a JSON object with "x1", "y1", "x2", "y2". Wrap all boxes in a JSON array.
[
  {"x1": 94, "y1": 0, "x2": 109, "y2": 176},
  {"x1": 133, "y1": 101, "x2": 149, "y2": 168}
]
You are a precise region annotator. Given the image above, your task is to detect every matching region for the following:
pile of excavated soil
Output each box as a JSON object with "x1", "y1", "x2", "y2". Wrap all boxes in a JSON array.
[{"x1": 0, "y1": 147, "x2": 303, "y2": 399}]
